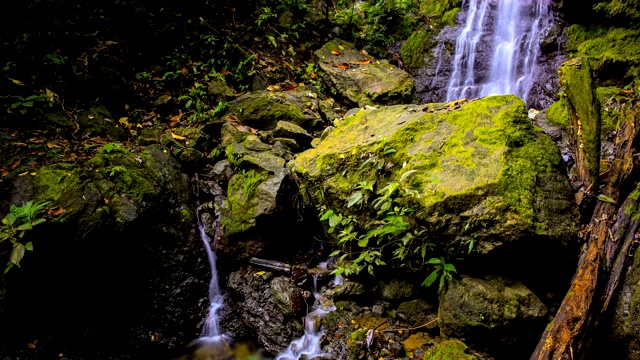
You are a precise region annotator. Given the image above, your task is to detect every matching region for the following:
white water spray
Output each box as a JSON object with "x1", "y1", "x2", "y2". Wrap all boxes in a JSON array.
[
  {"x1": 446, "y1": 0, "x2": 552, "y2": 103},
  {"x1": 199, "y1": 223, "x2": 224, "y2": 339},
  {"x1": 275, "y1": 269, "x2": 337, "y2": 360}
]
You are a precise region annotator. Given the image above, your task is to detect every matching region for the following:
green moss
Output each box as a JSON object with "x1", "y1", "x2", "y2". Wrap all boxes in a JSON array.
[
  {"x1": 597, "y1": 86, "x2": 623, "y2": 135},
  {"x1": 221, "y1": 169, "x2": 269, "y2": 235},
  {"x1": 228, "y1": 92, "x2": 307, "y2": 130},
  {"x1": 400, "y1": 1, "x2": 460, "y2": 70},
  {"x1": 547, "y1": 98, "x2": 570, "y2": 130},
  {"x1": 566, "y1": 25, "x2": 640, "y2": 79},
  {"x1": 559, "y1": 58, "x2": 601, "y2": 183},
  {"x1": 401, "y1": 30, "x2": 429, "y2": 69},
  {"x1": 346, "y1": 328, "x2": 367, "y2": 359},
  {"x1": 423, "y1": 340, "x2": 474, "y2": 360}
]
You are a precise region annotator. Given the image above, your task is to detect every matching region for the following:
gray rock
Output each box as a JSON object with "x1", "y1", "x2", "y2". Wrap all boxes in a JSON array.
[
  {"x1": 380, "y1": 279, "x2": 414, "y2": 301},
  {"x1": 439, "y1": 275, "x2": 547, "y2": 342},
  {"x1": 396, "y1": 299, "x2": 437, "y2": 328}
]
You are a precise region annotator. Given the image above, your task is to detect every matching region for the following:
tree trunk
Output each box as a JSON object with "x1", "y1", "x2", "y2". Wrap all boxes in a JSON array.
[{"x1": 531, "y1": 113, "x2": 639, "y2": 360}]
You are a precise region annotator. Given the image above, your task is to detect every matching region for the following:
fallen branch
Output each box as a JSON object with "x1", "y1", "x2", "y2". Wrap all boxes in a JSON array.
[{"x1": 249, "y1": 257, "x2": 291, "y2": 273}]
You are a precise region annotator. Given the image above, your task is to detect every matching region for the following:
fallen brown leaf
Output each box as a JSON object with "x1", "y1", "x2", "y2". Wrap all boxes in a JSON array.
[{"x1": 331, "y1": 50, "x2": 343, "y2": 56}]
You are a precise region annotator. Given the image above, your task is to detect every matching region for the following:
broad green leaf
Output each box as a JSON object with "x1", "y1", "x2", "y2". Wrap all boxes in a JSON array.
[
  {"x1": 4, "y1": 262, "x2": 14, "y2": 274},
  {"x1": 422, "y1": 270, "x2": 439, "y2": 287},
  {"x1": 444, "y1": 263, "x2": 457, "y2": 273},
  {"x1": 25, "y1": 242, "x2": 33, "y2": 251},
  {"x1": 399, "y1": 169, "x2": 417, "y2": 182},
  {"x1": 426, "y1": 257, "x2": 442, "y2": 265},
  {"x1": 347, "y1": 191, "x2": 363, "y2": 208},
  {"x1": 16, "y1": 223, "x2": 32, "y2": 231},
  {"x1": 329, "y1": 250, "x2": 340, "y2": 257},
  {"x1": 597, "y1": 194, "x2": 616, "y2": 204},
  {"x1": 328, "y1": 214, "x2": 342, "y2": 228},
  {"x1": 320, "y1": 209, "x2": 334, "y2": 221},
  {"x1": 357, "y1": 238, "x2": 369, "y2": 247},
  {"x1": 10, "y1": 243, "x2": 25, "y2": 266}
]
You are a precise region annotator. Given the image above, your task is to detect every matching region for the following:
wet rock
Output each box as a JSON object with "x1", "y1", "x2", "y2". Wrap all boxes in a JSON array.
[
  {"x1": 224, "y1": 88, "x2": 323, "y2": 131},
  {"x1": 226, "y1": 269, "x2": 304, "y2": 354},
  {"x1": 396, "y1": 299, "x2": 437, "y2": 328},
  {"x1": 211, "y1": 160, "x2": 234, "y2": 181},
  {"x1": 77, "y1": 105, "x2": 126, "y2": 139},
  {"x1": 439, "y1": 275, "x2": 547, "y2": 345},
  {"x1": 324, "y1": 281, "x2": 367, "y2": 299},
  {"x1": 271, "y1": 121, "x2": 312, "y2": 149},
  {"x1": 380, "y1": 279, "x2": 414, "y2": 301},
  {"x1": 315, "y1": 39, "x2": 414, "y2": 107},
  {"x1": 138, "y1": 128, "x2": 162, "y2": 146},
  {"x1": 271, "y1": 137, "x2": 299, "y2": 152},
  {"x1": 220, "y1": 136, "x2": 287, "y2": 237},
  {"x1": 221, "y1": 122, "x2": 249, "y2": 147},
  {"x1": 2, "y1": 143, "x2": 205, "y2": 354},
  {"x1": 270, "y1": 276, "x2": 306, "y2": 317},
  {"x1": 208, "y1": 78, "x2": 234, "y2": 103}
]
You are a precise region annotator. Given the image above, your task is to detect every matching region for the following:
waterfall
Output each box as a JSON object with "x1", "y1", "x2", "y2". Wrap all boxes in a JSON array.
[
  {"x1": 446, "y1": 0, "x2": 552, "y2": 103},
  {"x1": 199, "y1": 223, "x2": 224, "y2": 339},
  {"x1": 275, "y1": 268, "x2": 338, "y2": 360}
]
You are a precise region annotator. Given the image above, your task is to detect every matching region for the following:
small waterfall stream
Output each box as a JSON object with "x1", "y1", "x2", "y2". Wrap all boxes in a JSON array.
[
  {"x1": 198, "y1": 223, "x2": 224, "y2": 340},
  {"x1": 276, "y1": 264, "x2": 341, "y2": 360},
  {"x1": 446, "y1": 0, "x2": 552, "y2": 102}
]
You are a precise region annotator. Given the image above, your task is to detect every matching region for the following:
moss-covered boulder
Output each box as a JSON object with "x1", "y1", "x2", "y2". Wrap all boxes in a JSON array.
[
  {"x1": 221, "y1": 135, "x2": 287, "y2": 237},
  {"x1": 438, "y1": 275, "x2": 547, "y2": 344},
  {"x1": 315, "y1": 39, "x2": 414, "y2": 107},
  {"x1": 289, "y1": 95, "x2": 578, "y2": 258},
  {"x1": 77, "y1": 105, "x2": 127, "y2": 139},
  {"x1": 224, "y1": 88, "x2": 324, "y2": 131},
  {"x1": 16, "y1": 144, "x2": 190, "y2": 235}
]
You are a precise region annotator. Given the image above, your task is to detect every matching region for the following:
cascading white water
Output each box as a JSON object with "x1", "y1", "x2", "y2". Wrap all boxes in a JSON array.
[
  {"x1": 275, "y1": 269, "x2": 338, "y2": 360},
  {"x1": 199, "y1": 223, "x2": 224, "y2": 339},
  {"x1": 446, "y1": 0, "x2": 552, "y2": 103}
]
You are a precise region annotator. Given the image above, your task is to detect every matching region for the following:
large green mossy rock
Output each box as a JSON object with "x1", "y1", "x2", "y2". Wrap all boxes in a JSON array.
[
  {"x1": 438, "y1": 275, "x2": 547, "y2": 342},
  {"x1": 13, "y1": 144, "x2": 190, "y2": 237},
  {"x1": 289, "y1": 95, "x2": 578, "y2": 256},
  {"x1": 221, "y1": 135, "x2": 287, "y2": 236},
  {"x1": 224, "y1": 88, "x2": 323, "y2": 131},
  {"x1": 315, "y1": 39, "x2": 414, "y2": 107}
]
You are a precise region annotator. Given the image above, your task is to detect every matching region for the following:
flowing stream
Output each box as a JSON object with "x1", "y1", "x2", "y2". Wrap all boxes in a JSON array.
[
  {"x1": 446, "y1": 0, "x2": 552, "y2": 102},
  {"x1": 275, "y1": 266, "x2": 340, "y2": 360}
]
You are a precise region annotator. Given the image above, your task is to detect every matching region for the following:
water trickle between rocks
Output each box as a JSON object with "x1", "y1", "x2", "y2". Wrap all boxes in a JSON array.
[
  {"x1": 276, "y1": 266, "x2": 338, "y2": 360},
  {"x1": 446, "y1": 0, "x2": 553, "y2": 103}
]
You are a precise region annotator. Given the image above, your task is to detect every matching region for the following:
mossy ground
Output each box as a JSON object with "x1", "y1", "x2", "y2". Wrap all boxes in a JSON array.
[
  {"x1": 423, "y1": 339, "x2": 473, "y2": 360},
  {"x1": 221, "y1": 169, "x2": 268, "y2": 235}
]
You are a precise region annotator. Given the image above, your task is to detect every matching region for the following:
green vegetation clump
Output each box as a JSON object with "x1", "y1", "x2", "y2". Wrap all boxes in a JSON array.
[
  {"x1": 221, "y1": 169, "x2": 268, "y2": 235},
  {"x1": 423, "y1": 340, "x2": 474, "y2": 360},
  {"x1": 594, "y1": 0, "x2": 640, "y2": 19},
  {"x1": 400, "y1": 1, "x2": 460, "y2": 69},
  {"x1": 1, "y1": 201, "x2": 49, "y2": 273},
  {"x1": 566, "y1": 25, "x2": 640, "y2": 79},
  {"x1": 546, "y1": 98, "x2": 570, "y2": 130}
]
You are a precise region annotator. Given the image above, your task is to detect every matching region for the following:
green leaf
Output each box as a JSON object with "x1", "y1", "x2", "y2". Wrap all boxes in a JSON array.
[
  {"x1": 597, "y1": 194, "x2": 616, "y2": 204},
  {"x1": 399, "y1": 169, "x2": 417, "y2": 182},
  {"x1": 383, "y1": 148, "x2": 396, "y2": 155},
  {"x1": 4, "y1": 262, "x2": 14, "y2": 274},
  {"x1": 347, "y1": 191, "x2": 363, "y2": 208},
  {"x1": 426, "y1": 257, "x2": 442, "y2": 265},
  {"x1": 443, "y1": 263, "x2": 457, "y2": 273},
  {"x1": 25, "y1": 242, "x2": 33, "y2": 251},
  {"x1": 185, "y1": 99, "x2": 193, "y2": 108},
  {"x1": 357, "y1": 237, "x2": 369, "y2": 247},
  {"x1": 328, "y1": 214, "x2": 342, "y2": 228},
  {"x1": 422, "y1": 270, "x2": 439, "y2": 287},
  {"x1": 329, "y1": 250, "x2": 340, "y2": 257},
  {"x1": 10, "y1": 243, "x2": 25, "y2": 266},
  {"x1": 16, "y1": 223, "x2": 32, "y2": 231},
  {"x1": 320, "y1": 209, "x2": 334, "y2": 221},
  {"x1": 361, "y1": 157, "x2": 376, "y2": 168}
]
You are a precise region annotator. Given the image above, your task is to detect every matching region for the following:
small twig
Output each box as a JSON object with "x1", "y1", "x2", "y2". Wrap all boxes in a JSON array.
[{"x1": 382, "y1": 318, "x2": 438, "y2": 333}]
